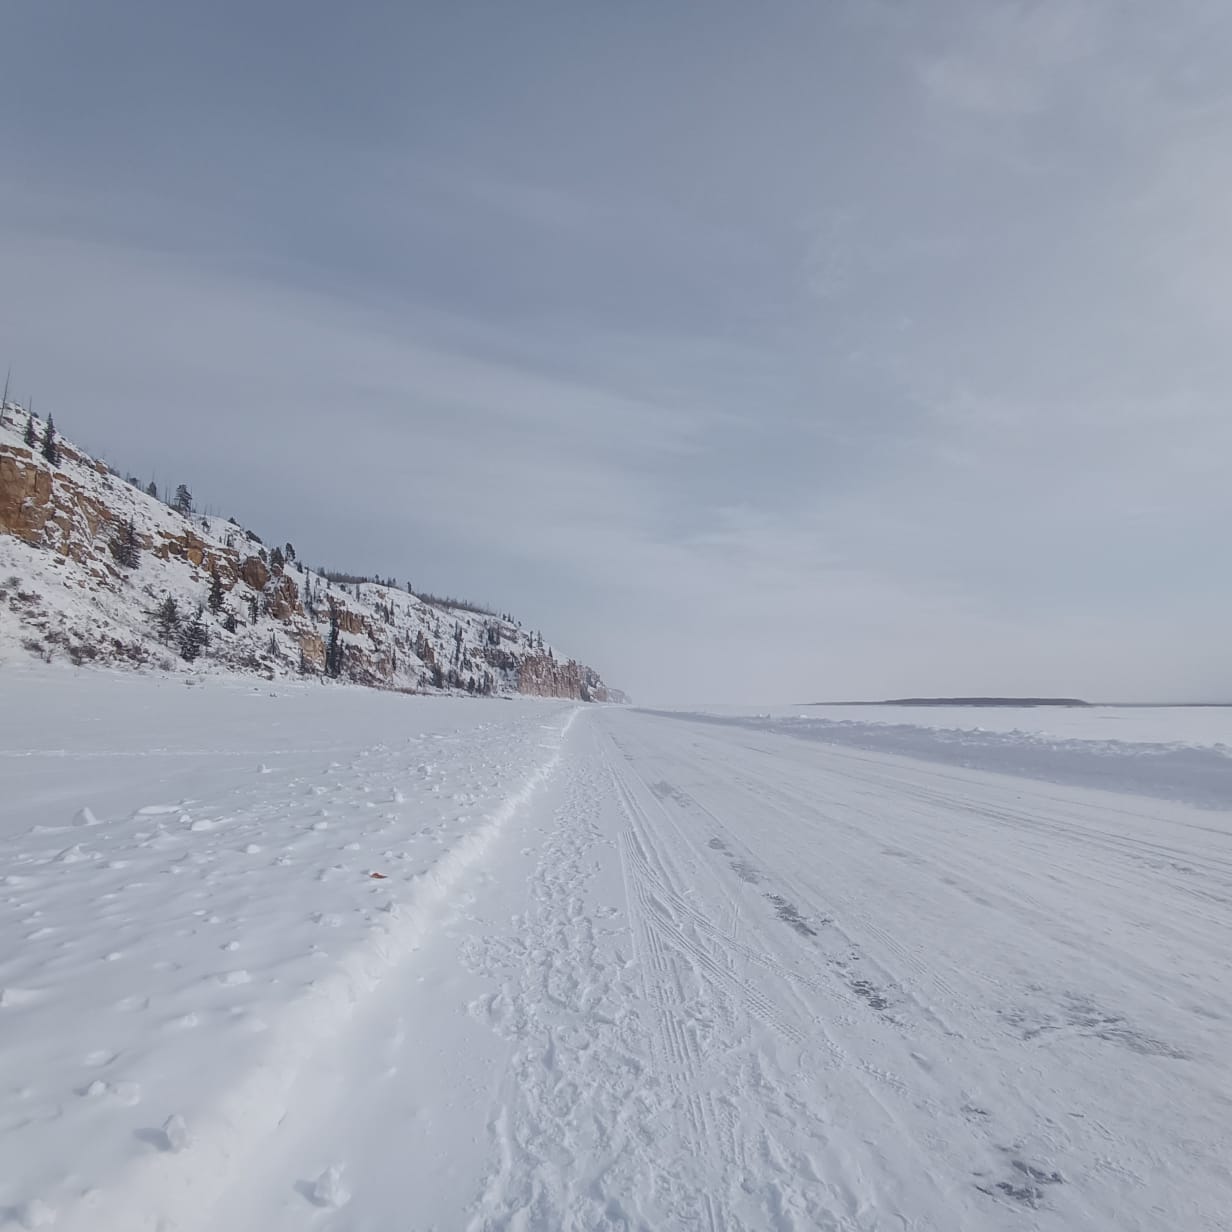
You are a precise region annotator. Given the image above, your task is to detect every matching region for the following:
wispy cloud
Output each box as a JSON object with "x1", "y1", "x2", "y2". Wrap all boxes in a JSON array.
[{"x1": 2, "y1": 1, "x2": 1230, "y2": 702}]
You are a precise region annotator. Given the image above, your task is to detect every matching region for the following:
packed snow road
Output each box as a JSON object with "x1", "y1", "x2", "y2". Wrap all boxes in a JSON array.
[{"x1": 2, "y1": 676, "x2": 1230, "y2": 1230}]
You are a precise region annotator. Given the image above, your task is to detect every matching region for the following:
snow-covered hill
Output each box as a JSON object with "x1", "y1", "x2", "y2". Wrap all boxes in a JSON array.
[{"x1": 0, "y1": 400, "x2": 621, "y2": 700}]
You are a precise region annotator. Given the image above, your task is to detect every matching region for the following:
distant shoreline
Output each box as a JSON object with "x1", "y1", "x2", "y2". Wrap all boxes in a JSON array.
[
  {"x1": 809, "y1": 698, "x2": 1091, "y2": 708},
  {"x1": 805, "y1": 698, "x2": 1232, "y2": 709}
]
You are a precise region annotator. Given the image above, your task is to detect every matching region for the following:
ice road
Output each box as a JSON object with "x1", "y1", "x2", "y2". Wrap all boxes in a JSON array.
[{"x1": 2, "y1": 674, "x2": 1229, "y2": 1230}]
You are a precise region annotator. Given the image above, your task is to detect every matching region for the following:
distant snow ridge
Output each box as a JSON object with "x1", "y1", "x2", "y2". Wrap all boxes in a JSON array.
[{"x1": 0, "y1": 399, "x2": 619, "y2": 700}]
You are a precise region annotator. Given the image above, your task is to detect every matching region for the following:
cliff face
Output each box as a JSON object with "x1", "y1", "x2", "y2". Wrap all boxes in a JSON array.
[
  {"x1": 0, "y1": 403, "x2": 619, "y2": 701},
  {"x1": 516, "y1": 653, "x2": 615, "y2": 703}
]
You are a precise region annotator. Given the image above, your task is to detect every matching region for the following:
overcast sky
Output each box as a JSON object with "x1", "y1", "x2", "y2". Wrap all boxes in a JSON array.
[{"x1": 3, "y1": 1, "x2": 1230, "y2": 703}]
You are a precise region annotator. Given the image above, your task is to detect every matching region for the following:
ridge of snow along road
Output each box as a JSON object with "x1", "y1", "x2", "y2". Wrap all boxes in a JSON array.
[{"x1": 0, "y1": 669, "x2": 580, "y2": 1232}]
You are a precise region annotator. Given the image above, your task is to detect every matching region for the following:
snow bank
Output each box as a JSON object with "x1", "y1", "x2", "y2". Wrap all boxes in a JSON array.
[{"x1": 0, "y1": 667, "x2": 578, "y2": 1231}]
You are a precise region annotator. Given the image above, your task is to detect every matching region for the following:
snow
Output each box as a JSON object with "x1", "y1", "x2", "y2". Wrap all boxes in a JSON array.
[
  {"x1": 3, "y1": 670, "x2": 1230, "y2": 1230},
  {"x1": 801, "y1": 701, "x2": 1232, "y2": 746},
  {"x1": 674, "y1": 702, "x2": 1232, "y2": 810}
]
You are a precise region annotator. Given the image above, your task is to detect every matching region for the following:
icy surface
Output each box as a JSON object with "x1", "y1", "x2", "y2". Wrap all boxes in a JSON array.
[
  {"x1": 672, "y1": 703, "x2": 1232, "y2": 809},
  {"x1": 3, "y1": 671, "x2": 1230, "y2": 1230}
]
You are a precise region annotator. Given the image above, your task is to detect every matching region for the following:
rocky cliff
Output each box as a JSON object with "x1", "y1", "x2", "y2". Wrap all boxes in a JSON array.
[{"x1": 0, "y1": 401, "x2": 620, "y2": 701}]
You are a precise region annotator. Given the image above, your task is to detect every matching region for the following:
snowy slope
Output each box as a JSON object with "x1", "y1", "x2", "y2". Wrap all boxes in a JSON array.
[
  {"x1": 4, "y1": 671, "x2": 1230, "y2": 1230},
  {"x1": 0, "y1": 399, "x2": 616, "y2": 700}
]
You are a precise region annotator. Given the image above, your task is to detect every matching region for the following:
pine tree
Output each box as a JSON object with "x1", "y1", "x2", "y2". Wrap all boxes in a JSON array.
[
  {"x1": 247, "y1": 593, "x2": 259, "y2": 623},
  {"x1": 207, "y1": 568, "x2": 225, "y2": 613},
  {"x1": 146, "y1": 480, "x2": 158, "y2": 499},
  {"x1": 41, "y1": 414, "x2": 60, "y2": 466},
  {"x1": 156, "y1": 595, "x2": 180, "y2": 643},
  {"x1": 325, "y1": 604, "x2": 343, "y2": 678},
  {"x1": 24, "y1": 410, "x2": 36, "y2": 448},
  {"x1": 223, "y1": 611, "x2": 237, "y2": 634},
  {"x1": 111, "y1": 518, "x2": 140, "y2": 569},
  {"x1": 173, "y1": 484, "x2": 193, "y2": 516},
  {"x1": 284, "y1": 543, "x2": 296, "y2": 562},
  {"x1": 179, "y1": 607, "x2": 209, "y2": 662},
  {"x1": 270, "y1": 546, "x2": 285, "y2": 571}
]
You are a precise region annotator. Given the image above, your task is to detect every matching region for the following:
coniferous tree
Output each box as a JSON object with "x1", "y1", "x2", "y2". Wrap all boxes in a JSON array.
[
  {"x1": 207, "y1": 568, "x2": 225, "y2": 613},
  {"x1": 179, "y1": 607, "x2": 209, "y2": 661},
  {"x1": 325, "y1": 603, "x2": 343, "y2": 678},
  {"x1": 111, "y1": 518, "x2": 141, "y2": 569},
  {"x1": 247, "y1": 593, "x2": 259, "y2": 624},
  {"x1": 284, "y1": 543, "x2": 296, "y2": 562},
  {"x1": 173, "y1": 484, "x2": 193, "y2": 516},
  {"x1": 41, "y1": 414, "x2": 60, "y2": 466},
  {"x1": 223, "y1": 611, "x2": 237, "y2": 633},
  {"x1": 270, "y1": 546, "x2": 285, "y2": 571},
  {"x1": 24, "y1": 411, "x2": 37, "y2": 448},
  {"x1": 146, "y1": 480, "x2": 158, "y2": 499},
  {"x1": 156, "y1": 595, "x2": 180, "y2": 643}
]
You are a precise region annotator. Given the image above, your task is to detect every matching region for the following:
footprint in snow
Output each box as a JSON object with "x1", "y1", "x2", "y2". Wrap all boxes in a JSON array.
[
  {"x1": 54, "y1": 844, "x2": 95, "y2": 864},
  {"x1": 299, "y1": 1165, "x2": 350, "y2": 1209},
  {"x1": 135, "y1": 1114, "x2": 189, "y2": 1153},
  {"x1": 111, "y1": 1081, "x2": 141, "y2": 1106}
]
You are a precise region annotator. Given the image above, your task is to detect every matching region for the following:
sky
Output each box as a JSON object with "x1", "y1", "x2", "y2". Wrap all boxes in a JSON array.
[{"x1": 2, "y1": 0, "x2": 1230, "y2": 704}]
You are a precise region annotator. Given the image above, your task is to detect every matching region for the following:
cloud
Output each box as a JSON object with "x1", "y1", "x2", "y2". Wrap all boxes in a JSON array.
[
  {"x1": 2, "y1": 1, "x2": 1231, "y2": 703},
  {"x1": 916, "y1": 1, "x2": 1102, "y2": 117}
]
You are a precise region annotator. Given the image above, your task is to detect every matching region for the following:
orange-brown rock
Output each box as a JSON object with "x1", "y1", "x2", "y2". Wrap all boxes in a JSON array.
[
  {"x1": 1, "y1": 444, "x2": 115, "y2": 561},
  {"x1": 240, "y1": 556, "x2": 270, "y2": 591},
  {"x1": 334, "y1": 606, "x2": 366, "y2": 636},
  {"x1": 516, "y1": 653, "x2": 609, "y2": 701},
  {"x1": 297, "y1": 630, "x2": 326, "y2": 670},
  {"x1": 266, "y1": 573, "x2": 302, "y2": 621}
]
